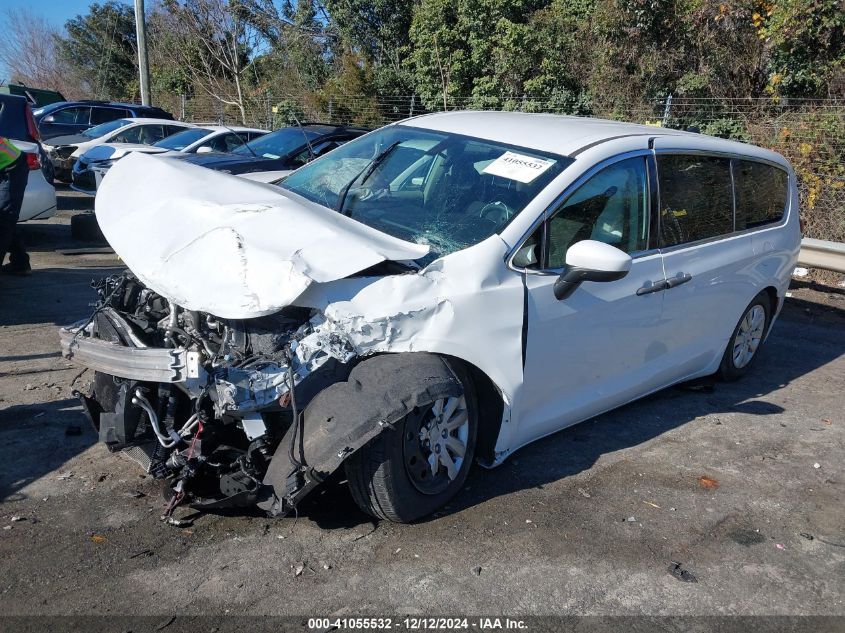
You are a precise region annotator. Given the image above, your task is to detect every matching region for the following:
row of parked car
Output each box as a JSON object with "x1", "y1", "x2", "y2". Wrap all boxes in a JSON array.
[{"x1": 0, "y1": 95, "x2": 370, "y2": 224}]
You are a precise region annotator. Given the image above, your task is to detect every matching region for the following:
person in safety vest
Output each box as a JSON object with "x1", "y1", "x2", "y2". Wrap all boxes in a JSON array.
[{"x1": 0, "y1": 136, "x2": 31, "y2": 275}]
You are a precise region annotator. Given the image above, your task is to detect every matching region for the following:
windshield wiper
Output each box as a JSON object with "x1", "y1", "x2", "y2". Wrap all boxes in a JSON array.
[{"x1": 335, "y1": 140, "x2": 401, "y2": 216}]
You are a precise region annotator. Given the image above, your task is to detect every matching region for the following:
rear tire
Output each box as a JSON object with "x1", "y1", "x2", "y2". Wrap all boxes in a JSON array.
[
  {"x1": 345, "y1": 361, "x2": 478, "y2": 523},
  {"x1": 718, "y1": 291, "x2": 772, "y2": 381}
]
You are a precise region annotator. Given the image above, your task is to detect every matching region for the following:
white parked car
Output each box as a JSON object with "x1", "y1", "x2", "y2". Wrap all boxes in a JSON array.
[
  {"x1": 60, "y1": 112, "x2": 800, "y2": 523},
  {"x1": 16, "y1": 139, "x2": 57, "y2": 222},
  {"x1": 70, "y1": 125, "x2": 268, "y2": 195},
  {"x1": 43, "y1": 118, "x2": 195, "y2": 182}
]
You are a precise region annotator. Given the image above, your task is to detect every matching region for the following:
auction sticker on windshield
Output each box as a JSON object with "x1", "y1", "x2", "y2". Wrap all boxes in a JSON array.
[{"x1": 482, "y1": 151, "x2": 556, "y2": 183}]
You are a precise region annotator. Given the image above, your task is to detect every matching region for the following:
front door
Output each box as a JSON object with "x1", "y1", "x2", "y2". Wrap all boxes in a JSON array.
[{"x1": 515, "y1": 154, "x2": 671, "y2": 446}]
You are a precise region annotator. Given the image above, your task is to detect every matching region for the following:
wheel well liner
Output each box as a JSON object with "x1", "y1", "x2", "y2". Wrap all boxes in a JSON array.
[
  {"x1": 446, "y1": 357, "x2": 503, "y2": 466},
  {"x1": 763, "y1": 286, "x2": 779, "y2": 312},
  {"x1": 258, "y1": 352, "x2": 463, "y2": 516}
]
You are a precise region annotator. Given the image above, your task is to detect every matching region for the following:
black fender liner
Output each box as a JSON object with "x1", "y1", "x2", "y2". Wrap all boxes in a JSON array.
[{"x1": 257, "y1": 352, "x2": 462, "y2": 516}]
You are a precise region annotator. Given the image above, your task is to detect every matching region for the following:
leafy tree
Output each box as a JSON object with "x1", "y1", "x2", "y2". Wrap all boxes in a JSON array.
[
  {"x1": 410, "y1": 0, "x2": 550, "y2": 109},
  {"x1": 57, "y1": 1, "x2": 138, "y2": 100},
  {"x1": 232, "y1": 0, "x2": 331, "y2": 97},
  {"x1": 322, "y1": 0, "x2": 416, "y2": 94},
  {"x1": 762, "y1": 0, "x2": 845, "y2": 97}
]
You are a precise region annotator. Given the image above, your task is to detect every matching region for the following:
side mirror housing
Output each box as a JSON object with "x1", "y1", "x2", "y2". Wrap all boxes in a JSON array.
[
  {"x1": 554, "y1": 240, "x2": 632, "y2": 300},
  {"x1": 42, "y1": 114, "x2": 55, "y2": 123},
  {"x1": 195, "y1": 145, "x2": 213, "y2": 154}
]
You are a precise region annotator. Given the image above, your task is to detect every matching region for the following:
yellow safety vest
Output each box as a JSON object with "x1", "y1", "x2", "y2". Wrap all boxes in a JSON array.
[{"x1": 0, "y1": 137, "x2": 22, "y2": 170}]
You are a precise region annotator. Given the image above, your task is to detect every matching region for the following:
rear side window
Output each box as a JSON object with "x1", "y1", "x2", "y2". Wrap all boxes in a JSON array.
[
  {"x1": 657, "y1": 155, "x2": 733, "y2": 247},
  {"x1": 734, "y1": 160, "x2": 788, "y2": 229},
  {"x1": 90, "y1": 107, "x2": 128, "y2": 124}
]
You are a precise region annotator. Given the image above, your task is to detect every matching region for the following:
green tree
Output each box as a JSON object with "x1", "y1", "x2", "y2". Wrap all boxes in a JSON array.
[
  {"x1": 57, "y1": 1, "x2": 138, "y2": 100},
  {"x1": 233, "y1": 0, "x2": 331, "y2": 98},
  {"x1": 409, "y1": 0, "x2": 551, "y2": 109},
  {"x1": 323, "y1": 0, "x2": 416, "y2": 94},
  {"x1": 762, "y1": 0, "x2": 845, "y2": 97}
]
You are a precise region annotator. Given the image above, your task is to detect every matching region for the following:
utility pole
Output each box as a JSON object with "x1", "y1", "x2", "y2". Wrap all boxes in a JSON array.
[{"x1": 134, "y1": 0, "x2": 151, "y2": 105}]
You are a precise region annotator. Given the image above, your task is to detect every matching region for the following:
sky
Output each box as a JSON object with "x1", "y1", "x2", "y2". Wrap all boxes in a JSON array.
[
  {"x1": 0, "y1": 0, "x2": 131, "y2": 82},
  {"x1": 0, "y1": 0, "x2": 131, "y2": 30}
]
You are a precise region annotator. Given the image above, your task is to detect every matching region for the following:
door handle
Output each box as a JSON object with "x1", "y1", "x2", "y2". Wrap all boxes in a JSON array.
[
  {"x1": 636, "y1": 280, "x2": 669, "y2": 295},
  {"x1": 665, "y1": 273, "x2": 693, "y2": 289}
]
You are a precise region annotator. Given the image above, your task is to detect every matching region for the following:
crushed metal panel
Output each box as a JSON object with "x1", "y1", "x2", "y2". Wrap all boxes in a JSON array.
[
  {"x1": 95, "y1": 152, "x2": 430, "y2": 319},
  {"x1": 293, "y1": 235, "x2": 526, "y2": 454}
]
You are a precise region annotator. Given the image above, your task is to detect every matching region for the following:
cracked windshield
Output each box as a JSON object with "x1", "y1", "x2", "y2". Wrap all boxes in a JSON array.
[{"x1": 280, "y1": 125, "x2": 571, "y2": 261}]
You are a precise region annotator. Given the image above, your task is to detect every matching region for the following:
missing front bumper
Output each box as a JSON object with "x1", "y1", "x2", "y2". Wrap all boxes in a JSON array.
[{"x1": 60, "y1": 326, "x2": 192, "y2": 383}]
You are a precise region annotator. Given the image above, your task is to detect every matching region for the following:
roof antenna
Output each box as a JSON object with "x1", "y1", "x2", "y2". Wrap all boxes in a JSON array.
[{"x1": 216, "y1": 122, "x2": 259, "y2": 159}]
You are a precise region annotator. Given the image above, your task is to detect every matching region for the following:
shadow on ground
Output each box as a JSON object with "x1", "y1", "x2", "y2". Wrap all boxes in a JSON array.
[
  {"x1": 56, "y1": 186, "x2": 94, "y2": 211},
  {"x1": 0, "y1": 266, "x2": 124, "y2": 327},
  {"x1": 0, "y1": 398, "x2": 96, "y2": 503}
]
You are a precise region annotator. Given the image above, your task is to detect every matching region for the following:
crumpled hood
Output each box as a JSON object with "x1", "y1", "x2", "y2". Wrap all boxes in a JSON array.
[
  {"x1": 95, "y1": 152, "x2": 430, "y2": 319},
  {"x1": 43, "y1": 134, "x2": 89, "y2": 147}
]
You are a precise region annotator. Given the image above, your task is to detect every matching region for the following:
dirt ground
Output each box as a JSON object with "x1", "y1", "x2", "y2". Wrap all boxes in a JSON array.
[{"x1": 1, "y1": 190, "x2": 843, "y2": 621}]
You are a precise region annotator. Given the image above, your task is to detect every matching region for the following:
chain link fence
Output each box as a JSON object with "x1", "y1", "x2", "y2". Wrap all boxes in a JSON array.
[{"x1": 153, "y1": 92, "x2": 845, "y2": 244}]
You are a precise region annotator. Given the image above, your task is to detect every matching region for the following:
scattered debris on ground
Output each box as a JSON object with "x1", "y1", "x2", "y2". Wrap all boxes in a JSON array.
[{"x1": 668, "y1": 561, "x2": 698, "y2": 583}]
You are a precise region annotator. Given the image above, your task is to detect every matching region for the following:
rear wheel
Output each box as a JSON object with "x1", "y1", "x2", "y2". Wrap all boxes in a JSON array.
[
  {"x1": 344, "y1": 362, "x2": 477, "y2": 522},
  {"x1": 718, "y1": 291, "x2": 772, "y2": 381}
]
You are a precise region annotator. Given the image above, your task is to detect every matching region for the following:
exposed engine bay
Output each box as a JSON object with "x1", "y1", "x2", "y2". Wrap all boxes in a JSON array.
[{"x1": 61, "y1": 273, "x2": 362, "y2": 517}]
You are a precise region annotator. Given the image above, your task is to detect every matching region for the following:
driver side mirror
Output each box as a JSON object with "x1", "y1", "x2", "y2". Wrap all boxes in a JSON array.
[
  {"x1": 42, "y1": 114, "x2": 55, "y2": 123},
  {"x1": 196, "y1": 145, "x2": 214, "y2": 154},
  {"x1": 553, "y1": 240, "x2": 632, "y2": 300}
]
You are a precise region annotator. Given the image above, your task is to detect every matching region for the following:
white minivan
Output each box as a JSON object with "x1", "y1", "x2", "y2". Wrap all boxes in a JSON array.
[{"x1": 61, "y1": 112, "x2": 800, "y2": 523}]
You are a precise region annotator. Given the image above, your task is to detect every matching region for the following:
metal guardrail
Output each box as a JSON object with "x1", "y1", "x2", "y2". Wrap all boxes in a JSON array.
[{"x1": 798, "y1": 238, "x2": 845, "y2": 274}]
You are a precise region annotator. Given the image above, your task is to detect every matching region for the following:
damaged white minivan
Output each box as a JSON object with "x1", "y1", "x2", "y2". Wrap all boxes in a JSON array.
[{"x1": 60, "y1": 112, "x2": 800, "y2": 522}]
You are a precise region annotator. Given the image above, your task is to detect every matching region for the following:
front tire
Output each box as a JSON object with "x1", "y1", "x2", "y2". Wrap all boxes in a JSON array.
[
  {"x1": 718, "y1": 291, "x2": 772, "y2": 381},
  {"x1": 344, "y1": 362, "x2": 478, "y2": 522}
]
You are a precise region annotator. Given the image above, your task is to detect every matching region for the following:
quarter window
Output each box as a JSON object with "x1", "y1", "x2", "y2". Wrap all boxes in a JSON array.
[
  {"x1": 545, "y1": 157, "x2": 649, "y2": 269},
  {"x1": 734, "y1": 160, "x2": 788, "y2": 229},
  {"x1": 90, "y1": 107, "x2": 128, "y2": 124},
  {"x1": 657, "y1": 155, "x2": 733, "y2": 247}
]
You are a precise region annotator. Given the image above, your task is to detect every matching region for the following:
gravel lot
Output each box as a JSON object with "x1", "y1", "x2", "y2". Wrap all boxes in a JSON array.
[{"x1": 1, "y1": 190, "x2": 843, "y2": 621}]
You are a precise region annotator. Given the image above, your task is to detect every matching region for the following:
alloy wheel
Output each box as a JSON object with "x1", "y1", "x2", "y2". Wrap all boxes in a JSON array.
[
  {"x1": 403, "y1": 396, "x2": 469, "y2": 495},
  {"x1": 732, "y1": 304, "x2": 766, "y2": 369}
]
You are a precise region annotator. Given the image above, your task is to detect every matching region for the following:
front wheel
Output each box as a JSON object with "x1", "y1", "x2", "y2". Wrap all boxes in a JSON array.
[
  {"x1": 344, "y1": 363, "x2": 477, "y2": 522},
  {"x1": 718, "y1": 291, "x2": 772, "y2": 381}
]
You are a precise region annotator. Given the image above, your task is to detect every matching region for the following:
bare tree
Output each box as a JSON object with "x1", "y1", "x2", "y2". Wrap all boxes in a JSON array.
[
  {"x1": 155, "y1": 0, "x2": 264, "y2": 123},
  {"x1": 432, "y1": 36, "x2": 452, "y2": 111},
  {"x1": 0, "y1": 8, "x2": 82, "y2": 97}
]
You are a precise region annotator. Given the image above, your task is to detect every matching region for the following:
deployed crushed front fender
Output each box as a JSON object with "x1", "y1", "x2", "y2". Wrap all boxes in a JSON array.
[{"x1": 258, "y1": 352, "x2": 461, "y2": 516}]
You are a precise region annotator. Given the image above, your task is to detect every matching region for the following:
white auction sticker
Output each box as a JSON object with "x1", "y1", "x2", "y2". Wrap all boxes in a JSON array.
[{"x1": 482, "y1": 151, "x2": 556, "y2": 183}]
